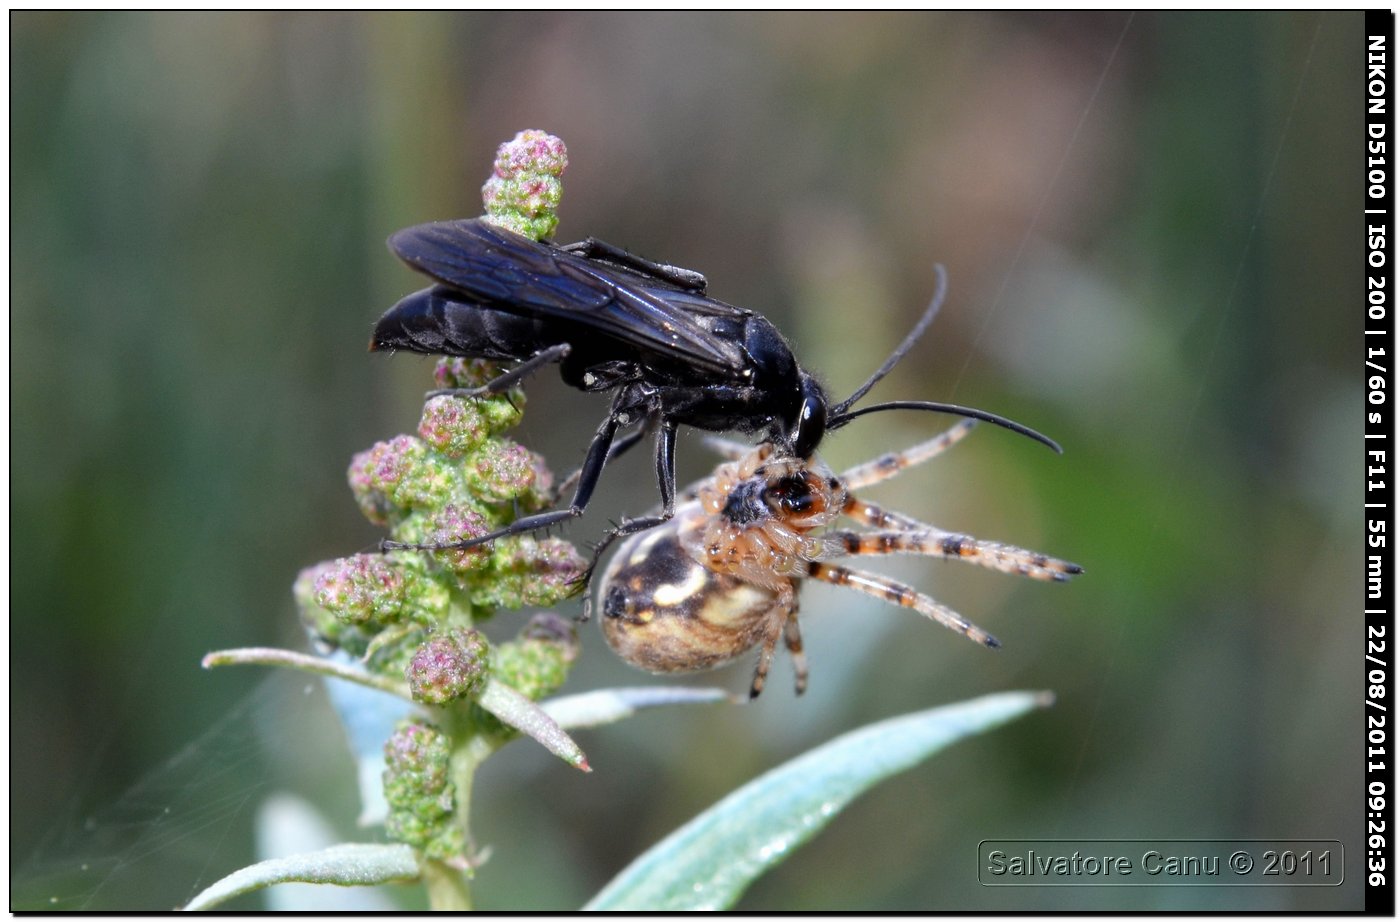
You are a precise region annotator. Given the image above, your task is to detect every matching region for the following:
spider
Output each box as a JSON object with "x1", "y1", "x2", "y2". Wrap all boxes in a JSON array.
[{"x1": 595, "y1": 419, "x2": 1083, "y2": 698}]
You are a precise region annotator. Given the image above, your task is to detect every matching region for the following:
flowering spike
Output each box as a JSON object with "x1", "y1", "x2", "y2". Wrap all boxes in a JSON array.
[
  {"x1": 481, "y1": 130, "x2": 568, "y2": 242},
  {"x1": 382, "y1": 721, "x2": 468, "y2": 861}
]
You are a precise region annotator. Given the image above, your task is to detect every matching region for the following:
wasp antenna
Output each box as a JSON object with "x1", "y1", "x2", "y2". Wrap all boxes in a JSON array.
[
  {"x1": 828, "y1": 400, "x2": 1063, "y2": 454},
  {"x1": 831, "y1": 264, "x2": 948, "y2": 417}
]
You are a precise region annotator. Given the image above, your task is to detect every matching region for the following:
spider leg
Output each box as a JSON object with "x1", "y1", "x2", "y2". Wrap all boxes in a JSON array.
[
  {"x1": 805, "y1": 561, "x2": 1000, "y2": 648},
  {"x1": 783, "y1": 608, "x2": 808, "y2": 696},
  {"x1": 838, "y1": 419, "x2": 977, "y2": 489},
  {"x1": 700, "y1": 434, "x2": 755, "y2": 461},
  {"x1": 840, "y1": 494, "x2": 931, "y2": 532},
  {"x1": 677, "y1": 478, "x2": 707, "y2": 504},
  {"x1": 748, "y1": 588, "x2": 796, "y2": 699},
  {"x1": 749, "y1": 622, "x2": 781, "y2": 700},
  {"x1": 820, "y1": 525, "x2": 1082, "y2": 582}
]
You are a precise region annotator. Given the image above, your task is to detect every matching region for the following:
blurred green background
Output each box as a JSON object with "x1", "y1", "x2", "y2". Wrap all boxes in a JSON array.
[{"x1": 11, "y1": 11, "x2": 1363, "y2": 910}]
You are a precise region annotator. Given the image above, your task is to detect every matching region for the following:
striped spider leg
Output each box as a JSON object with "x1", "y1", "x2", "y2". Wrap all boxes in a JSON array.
[
  {"x1": 835, "y1": 417, "x2": 1067, "y2": 581},
  {"x1": 806, "y1": 420, "x2": 1081, "y2": 649}
]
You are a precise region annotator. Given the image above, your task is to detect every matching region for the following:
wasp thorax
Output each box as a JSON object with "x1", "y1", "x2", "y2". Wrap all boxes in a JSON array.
[{"x1": 598, "y1": 518, "x2": 780, "y2": 674}]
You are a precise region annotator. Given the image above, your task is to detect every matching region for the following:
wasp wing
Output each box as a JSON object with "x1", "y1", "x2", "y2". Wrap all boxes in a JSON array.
[{"x1": 389, "y1": 219, "x2": 746, "y2": 376}]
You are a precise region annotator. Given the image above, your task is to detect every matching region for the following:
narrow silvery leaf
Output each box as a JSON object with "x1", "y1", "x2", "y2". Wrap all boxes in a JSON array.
[
  {"x1": 181, "y1": 843, "x2": 420, "y2": 911},
  {"x1": 254, "y1": 795, "x2": 400, "y2": 911},
  {"x1": 584, "y1": 690, "x2": 1052, "y2": 911},
  {"x1": 543, "y1": 686, "x2": 736, "y2": 729},
  {"x1": 478, "y1": 678, "x2": 591, "y2": 771}
]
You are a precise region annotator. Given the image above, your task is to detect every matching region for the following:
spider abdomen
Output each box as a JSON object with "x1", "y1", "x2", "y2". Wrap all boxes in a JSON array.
[{"x1": 598, "y1": 514, "x2": 784, "y2": 674}]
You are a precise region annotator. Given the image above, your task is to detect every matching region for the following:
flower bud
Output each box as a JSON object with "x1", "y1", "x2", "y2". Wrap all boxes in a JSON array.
[
  {"x1": 313, "y1": 554, "x2": 407, "y2": 626},
  {"x1": 349, "y1": 435, "x2": 454, "y2": 523},
  {"x1": 475, "y1": 537, "x2": 587, "y2": 610},
  {"x1": 347, "y1": 447, "x2": 395, "y2": 527},
  {"x1": 465, "y1": 439, "x2": 545, "y2": 505},
  {"x1": 407, "y1": 628, "x2": 490, "y2": 705},
  {"x1": 293, "y1": 561, "x2": 372, "y2": 656},
  {"x1": 432, "y1": 357, "x2": 498, "y2": 391},
  {"x1": 418, "y1": 395, "x2": 490, "y2": 458},
  {"x1": 430, "y1": 360, "x2": 527, "y2": 434},
  {"x1": 492, "y1": 613, "x2": 580, "y2": 700},
  {"x1": 422, "y1": 504, "x2": 493, "y2": 577}
]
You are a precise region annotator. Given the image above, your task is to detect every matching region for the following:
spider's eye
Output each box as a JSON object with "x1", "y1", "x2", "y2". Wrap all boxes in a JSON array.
[{"x1": 766, "y1": 475, "x2": 813, "y2": 514}]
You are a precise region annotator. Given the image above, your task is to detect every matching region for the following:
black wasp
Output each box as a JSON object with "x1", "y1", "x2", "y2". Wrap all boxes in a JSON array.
[{"x1": 372, "y1": 217, "x2": 1060, "y2": 556}]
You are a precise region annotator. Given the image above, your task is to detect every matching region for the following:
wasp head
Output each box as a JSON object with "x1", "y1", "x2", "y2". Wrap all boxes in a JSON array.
[{"x1": 786, "y1": 372, "x2": 828, "y2": 459}]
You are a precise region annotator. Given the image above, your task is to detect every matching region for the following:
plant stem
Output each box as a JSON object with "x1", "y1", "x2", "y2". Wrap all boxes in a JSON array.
[
  {"x1": 421, "y1": 708, "x2": 500, "y2": 910},
  {"x1": 422, "y1": 858, "x2": 473, "y2": 911}
]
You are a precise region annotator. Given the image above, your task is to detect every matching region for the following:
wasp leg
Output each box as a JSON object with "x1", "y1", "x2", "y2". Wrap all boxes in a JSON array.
[
  {"x1": 783, "y1": 609, "x2": 808, "y2": 696},
  {"x1": 805, "y1": 561, "x2": 1001, "y2": 649},
  {"x1": 558, "y1": 237, "x2": 708, "y2": 292},
  {"x1": 837, "y1": 419, "x2": 977, "y2": 490},
  {"x1": 582, "y1": 420, "x2": 679, "y2": 579},
  {"x1": 621, "y1": 417, "x2": 679, "y2": 532},
  {"x1": 426, "y1": 343, "x2": 573, "y2": 398},
  {"x1": 382, "y1": 403, "x2": 623, "y2": 554},
  {"x1": 552, "y1": 417, "x2": 652, "y2": 504}
]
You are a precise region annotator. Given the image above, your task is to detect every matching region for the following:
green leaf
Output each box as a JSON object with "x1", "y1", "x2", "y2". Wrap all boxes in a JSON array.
[
  {"x1": 584, "y1": 690, "x2": 1052, "y2": 911},
  {"x1": 181, "y1": 843, "x2": 420, "y2": 911}
]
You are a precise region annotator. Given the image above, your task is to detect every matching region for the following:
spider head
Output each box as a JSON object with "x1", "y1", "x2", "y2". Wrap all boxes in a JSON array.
[
  {"x1": 763, "y1": 472, "x2": 820, "y2": 517},
  {"x1": 755, "y1": 458, "x2": 843, "y2": 531}
]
